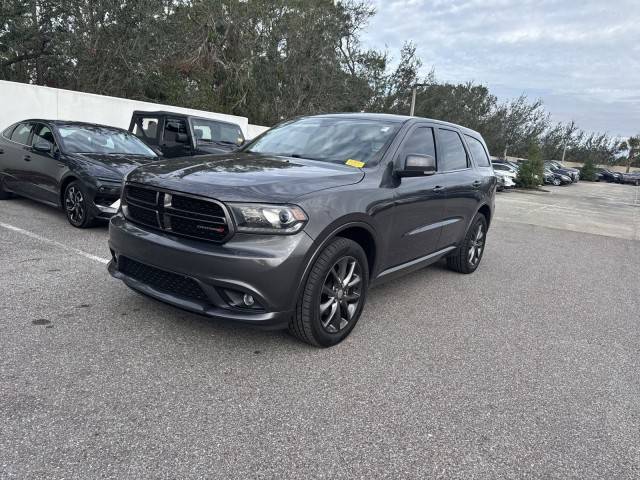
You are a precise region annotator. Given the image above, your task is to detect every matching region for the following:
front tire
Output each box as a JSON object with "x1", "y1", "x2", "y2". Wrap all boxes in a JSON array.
[
  {"x1": 64, "y1": 181, "x2": 96, "y2": 228},
  {"x1": 553, "y1": 177, "x2": 561, "y2": 186},
  {"x1": 447, "y1": 213, "x2": 487, "y2": 274},
  {"x1": 0, "y1": 178, "x2": 12, "y2": 199},
  {"x1": 289, "y1": 237, "x2": 369, "y2": 347}
]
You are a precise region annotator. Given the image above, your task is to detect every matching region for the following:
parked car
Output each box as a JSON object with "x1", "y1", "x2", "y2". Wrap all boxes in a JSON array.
[
  {"x1": 129, "y1": 111, "x2": 245, "y2": 158},
  {"x1": 595, "y1": 168, "x2": 622, "y2": 183},
  {"x1": 621, "y1": 171, "x2": 640, "y2": 186},
  {"x1": 494, "y1": 170, "x2": 515, "y2": 190},
  {"x1": 491, "y1": 159, "x2": 520, "y2": 171},
  {"x1": 0, "y1": 120, "x2": 159, "y2": 227},
  {"x1": 108, "y1": 113, "x2": 496, "y2": 347},
  {"x1": 544, "y1": 161, "x2": 576, "y2": 182},
  {"x1": 492, "y1": 163, "x2": 516, "y2": 190},
  {"x1": 543, "y1": 168, "x2": 571, "y2": 186},
  {"x1": 545, "y1": 160, "x2": 579, "y2": 182}
]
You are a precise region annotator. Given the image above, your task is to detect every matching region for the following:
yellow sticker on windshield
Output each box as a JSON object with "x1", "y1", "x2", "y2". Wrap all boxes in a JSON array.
[{"x1": 346, "y1": 159, "x2": 365, "y2": 168}]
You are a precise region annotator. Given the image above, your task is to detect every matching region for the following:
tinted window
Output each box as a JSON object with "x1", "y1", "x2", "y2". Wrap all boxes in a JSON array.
[
  {"x1": 400, "y1": 127, "x2": 436, "y2": 159},
  {"x1": 191, "y1": 118, "x2": 244, "y2": 145},
  {"x1": 164, "y1": 119, "x2": 188, "y2": 146},
  {"x1": 2, "y1": 125, "x2": 16, "y2": 138},
  {"x1": 132, "y1": 117, "x2": 160, "y2": 142},
  {"x1": 465, "y1": 135, "x2": 490, "y2": 167},
  {"x1": 247, "y1": 117, "x2": 400, "y2": 166},
  {"x1": 438, "y1": 129, "x2": 468, "y2": 171},
  {"x1": 31, "y1": 124, "x2": 55, "y2": 149},
  {"x1": 10, "y1": 123, "x2": 32, "y2": 144}
]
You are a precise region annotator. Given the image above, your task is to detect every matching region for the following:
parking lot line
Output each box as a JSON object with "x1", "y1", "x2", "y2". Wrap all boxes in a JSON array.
[{"x1": 0, "y1": 221, "x2": 110, "y2": 264}]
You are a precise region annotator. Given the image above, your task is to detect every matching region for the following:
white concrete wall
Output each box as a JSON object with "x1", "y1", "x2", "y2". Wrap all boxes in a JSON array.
[
  {"x1": 0, "y1": 80, "x2": 270, "y2": 138},
  {"x1": 247, "y1": 124, "x2": 270, "y2": 138}
]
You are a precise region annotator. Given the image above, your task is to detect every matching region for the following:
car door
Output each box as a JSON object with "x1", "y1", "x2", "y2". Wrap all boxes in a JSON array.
[
  {"x1": 22, "y1": 123, "x2": 63, "y2": 205},
  {"x1": 433, "y1": 128, "x2": 483, "y2": 249},
  {"x1": 130, "y1": 114, "x2": 161, "y2": 152},
  {"x1": 389, "y1": 124, "x2": 450, "y2": 266},
  {"x1": 1, "y1": 122, "x2": 34, "y2": 195},
  {"x1": 161, "y1": 117, "x2": 192, "y2": 158}
]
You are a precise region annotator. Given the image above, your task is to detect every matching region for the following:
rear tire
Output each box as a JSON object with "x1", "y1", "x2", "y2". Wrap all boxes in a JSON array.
[
  {"x1": 289, "y1": 237, "x2": 369, "y2": 347},
  {"x1": 64, "y1": 181, "x2": 97, "y2": 228},
  {"x1": 447, "y1": 213, "x2": 488, "y2": 274}
]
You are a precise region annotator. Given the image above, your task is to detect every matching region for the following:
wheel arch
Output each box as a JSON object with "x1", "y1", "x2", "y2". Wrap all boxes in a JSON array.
[{"x1": 294, "y1": 220, "x2": 380, "y2": 305}]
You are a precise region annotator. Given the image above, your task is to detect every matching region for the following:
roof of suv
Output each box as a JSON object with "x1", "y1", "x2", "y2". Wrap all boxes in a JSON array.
[{"x1": 304, "y1": 112, "x2": 483, "y2": 138}]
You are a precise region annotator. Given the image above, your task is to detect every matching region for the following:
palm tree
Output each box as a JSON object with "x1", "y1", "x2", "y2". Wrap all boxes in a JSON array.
[{"x1": 619, "y1": 136, "x2": 640, "y2": 173}]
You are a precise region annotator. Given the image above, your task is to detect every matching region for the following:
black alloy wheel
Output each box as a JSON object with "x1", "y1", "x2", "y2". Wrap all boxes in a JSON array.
[
  {"x1": 289, "y1": 237, "x2": 369, "y2": 347},
  {"x1": 64, "y1": 181, "x2": 96, "y2": 228},
  {"x1": 447, "y1": 213, "x2": 488, "y2": 274}
]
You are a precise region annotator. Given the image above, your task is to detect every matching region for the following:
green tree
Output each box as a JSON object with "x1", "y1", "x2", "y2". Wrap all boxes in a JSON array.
[
  {"x1": 516, "y1": 142, "x2": 544, "y2": 188},
  {"x1": 580, "y1": 157, "x2": 597, "y2": 181}
]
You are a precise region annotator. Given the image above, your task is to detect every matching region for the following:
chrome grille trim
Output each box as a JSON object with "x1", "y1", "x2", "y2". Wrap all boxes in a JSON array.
[{"x1": 123, "y1": 183, "x2": 234, "y2": 243}]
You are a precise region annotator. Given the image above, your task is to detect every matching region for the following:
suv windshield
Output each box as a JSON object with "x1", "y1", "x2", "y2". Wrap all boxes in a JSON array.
[
  {"x1": 246, "y1": 117, "x2": 401, "y2": 166},
  {"x1": 191, "y1": 119, "x2": 244, "y2": 146},
  {"x1": 58, "y1": 126, "x2": 157, "y2": 156}
]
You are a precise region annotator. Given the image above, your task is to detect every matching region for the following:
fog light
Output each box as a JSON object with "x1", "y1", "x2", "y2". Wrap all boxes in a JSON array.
[{"x1": 243, "y1": 294, "x2": 255, "y2": 306}]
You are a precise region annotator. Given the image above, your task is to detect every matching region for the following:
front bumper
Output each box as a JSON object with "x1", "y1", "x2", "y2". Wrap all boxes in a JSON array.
[{"x1": 108, "y1": 213, "x2": 314, "y2": 329}]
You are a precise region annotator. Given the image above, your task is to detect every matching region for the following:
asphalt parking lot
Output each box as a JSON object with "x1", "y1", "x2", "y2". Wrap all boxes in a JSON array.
[{"x1": 1, "y1": 182, "x2": 639, "y2": 479}]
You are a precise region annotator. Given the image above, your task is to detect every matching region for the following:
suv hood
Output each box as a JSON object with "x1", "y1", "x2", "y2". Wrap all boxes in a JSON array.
[
  {"x1": 126, "y1": 153, "x2": 365, "y2": 202},
  {"x1": 71, "y1": 153, "x2": 159, "y2": 178}
]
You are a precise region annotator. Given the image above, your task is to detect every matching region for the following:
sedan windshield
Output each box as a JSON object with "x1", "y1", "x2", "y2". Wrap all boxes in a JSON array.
[
  {"x1": 58, "y1": 126, "x2": 157, "y2": 156},
  {"x1": 245, "y1": 117, "x2": 401, "y2": 166}
]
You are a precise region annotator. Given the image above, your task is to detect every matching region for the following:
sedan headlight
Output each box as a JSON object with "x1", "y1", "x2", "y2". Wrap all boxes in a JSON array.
[{"x1": 228, "y1": 203, "x2": 308, "y2": 234}]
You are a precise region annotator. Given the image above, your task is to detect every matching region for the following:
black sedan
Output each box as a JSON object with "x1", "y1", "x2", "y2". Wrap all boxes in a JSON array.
[
  {"x1": 0, "y1": 120, "x2": 159, "y2": 227},
  {"x1": 595, "y1": 168, "x2": 623, "y2": 183}
]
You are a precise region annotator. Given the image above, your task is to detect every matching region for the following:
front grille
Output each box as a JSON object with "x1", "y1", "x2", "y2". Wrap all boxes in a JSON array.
[
  {"x1": 118, "y1": 256, "x2": 208, "y2": 301},
  {"x1": 123, "y1": 184, "x2": 230, "y2": 242}
]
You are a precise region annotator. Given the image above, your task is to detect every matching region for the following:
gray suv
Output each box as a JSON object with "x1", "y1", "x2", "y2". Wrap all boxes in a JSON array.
[{"x1": 108, "y1": 113, "x2": 496, "y2": 347}]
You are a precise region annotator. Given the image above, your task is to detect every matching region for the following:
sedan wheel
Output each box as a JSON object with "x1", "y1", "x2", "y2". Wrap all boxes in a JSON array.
[
  {"x1": 553, "y1": 178, "x2": 561, "y2": 186},
  {"x1": 64, "y1": 181, "x2": 96, "y2": 228}
]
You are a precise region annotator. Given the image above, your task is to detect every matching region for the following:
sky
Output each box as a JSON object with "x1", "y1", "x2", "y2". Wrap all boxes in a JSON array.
[{"x1": 361, "y1": 0, "x2": 639, "y2": 138}]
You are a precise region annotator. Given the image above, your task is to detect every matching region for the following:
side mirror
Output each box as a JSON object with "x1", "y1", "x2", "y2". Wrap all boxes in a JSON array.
[
  {"x1": 397, "y1": 154, "x2": 436, "y2": 177},
  {"x1": 176, "y1": 133, "x2": 189, "y2": 143},
  {"x1": 33, "y1": 141, "x2": 52, "y2": 153}
]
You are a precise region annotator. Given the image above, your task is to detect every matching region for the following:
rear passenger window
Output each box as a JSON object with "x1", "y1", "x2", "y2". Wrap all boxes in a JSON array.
[
  {"x1": 465, "y1": 135, "x2": 491, "y2": 167},
  {"x1": 438, "y1": 129, "x2": 468, "y2": 171},
  {"x1": 400, "y1": 127, "x2": 436, "y2": 159},
  {"x1": 10, "y1": 123, "x2": 32, "y2": 145}
]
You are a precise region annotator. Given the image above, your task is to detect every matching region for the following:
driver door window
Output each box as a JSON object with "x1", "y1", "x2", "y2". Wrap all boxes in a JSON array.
[
  {"x1": 399, "y1": 127, "x2": 436, "y2": 164},
  {"x1": 31, "y1": 124, "x2": 56, "y2": 153}
]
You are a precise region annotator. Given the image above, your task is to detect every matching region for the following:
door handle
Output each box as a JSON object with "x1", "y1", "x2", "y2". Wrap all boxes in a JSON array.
[
  {"x1": 0, "y1": 148, "x2": 4, "y2": 154},
  {"x1": 472, "y1": 180, "x2": 482, "y2": 188},
  {"x1": 23, "y1": 155, "x2": 31, "y2": 162},
  {"x1": 433, "y1": 185, "x2": 445, "y2": 194}
]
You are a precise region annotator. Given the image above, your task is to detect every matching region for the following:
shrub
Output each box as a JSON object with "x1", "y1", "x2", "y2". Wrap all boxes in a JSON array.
[
  {"x1": 516, "y1": 142, "x2": 545, "y2": 188},
  {"x1": 580, "y1": 157, "x2": 598, "y2": 181}
]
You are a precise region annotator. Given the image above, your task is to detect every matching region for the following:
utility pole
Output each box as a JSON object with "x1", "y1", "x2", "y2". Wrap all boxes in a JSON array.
[{"x1": 409, "y1": 83, "x2": 428, "y2": 116}]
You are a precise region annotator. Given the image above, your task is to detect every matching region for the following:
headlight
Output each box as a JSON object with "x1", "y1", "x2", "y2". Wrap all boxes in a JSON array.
[{"x1": 228, "y1": 203, "x2": 308, "y2": 234}]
